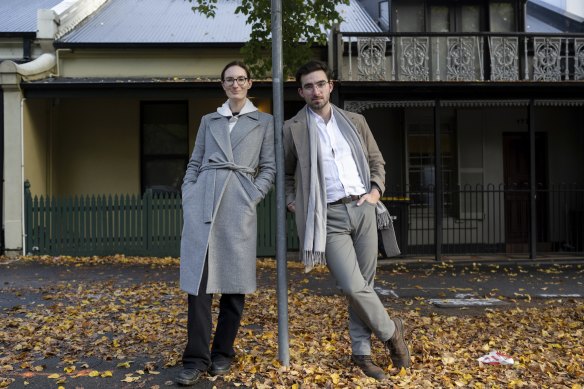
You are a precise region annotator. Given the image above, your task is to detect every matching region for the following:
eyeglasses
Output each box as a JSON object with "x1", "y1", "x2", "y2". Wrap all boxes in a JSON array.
[
  {"x1": 301, "y1": 80, "x2": 330, "y2": 92},
  {"x1": 223, "y1": 77, "x2": 249, "y2": 86}
]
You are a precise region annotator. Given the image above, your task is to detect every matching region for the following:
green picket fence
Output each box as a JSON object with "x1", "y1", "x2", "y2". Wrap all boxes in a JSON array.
[{"x1": 24, "y1": 182, "x2": 299, "y2": 257}]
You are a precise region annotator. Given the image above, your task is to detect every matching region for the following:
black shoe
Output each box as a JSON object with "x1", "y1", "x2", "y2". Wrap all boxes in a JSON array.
[
  {"x1": 209, "y1": 358, "x2": 232, "y2": 376},
  {"x1": 351, "y1": 355, "x2": 388, "y2": 380},
  {"x1": 385, "y1": 317, "x2": 411, "y2": 369},
  {"x1": 176, "y1": 368, "x2": 204, "y2": 386}
]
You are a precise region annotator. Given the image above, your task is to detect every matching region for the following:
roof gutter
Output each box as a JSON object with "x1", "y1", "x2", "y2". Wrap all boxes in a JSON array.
[{"x1": 53, "y1": 41, "x2": 247, "y2": 49}]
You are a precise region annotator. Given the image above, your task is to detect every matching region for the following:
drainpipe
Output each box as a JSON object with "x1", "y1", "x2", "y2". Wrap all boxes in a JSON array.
[
  {"x1": 20, "y1": 98, "x2": 25, "y2": 256},
  {"x1": 51, "y1": 49, "x2": 72, "y2": 77},
  {"x1": 0, "y1": 90, "x2": 3, "y2": 254}
]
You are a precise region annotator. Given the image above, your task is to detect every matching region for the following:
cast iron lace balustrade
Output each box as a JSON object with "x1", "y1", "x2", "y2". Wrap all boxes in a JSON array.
[
  {"x1": 533, "y1": 37, "x2": 563, "y2": 81},
  {"x1": 489, "y1": 37, "x2": 519, "y2": 81},
  {"x1": 399, "y1": 37, "x2": 429, "y2": 81},
  {"x1": 575, "y1": 38, "x2": 584, "y2": 81},
  {"x1": 357, "y1": 37, "x2": 387, "y2": 81},
  {"x1": 447, "y1": 37, "x2": 479, "y2": 81},
  {"x1": 340, "y1": 32, "x2": 584, "y2": 82}
]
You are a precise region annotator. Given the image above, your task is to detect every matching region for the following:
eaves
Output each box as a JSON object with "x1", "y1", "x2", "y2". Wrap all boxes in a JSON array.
[
  {"x1": 52, "y1": 41, "x2": 246, "y2": 49},
  {"x1": 337, "y1": 81, "x2": 584, "y2": 101},
  {"x1": 0, "y1": 32, "x2": 36, "y2": 38},
  {"x1": 20, "y1": 77, "x2": 300, "y2": 98}
]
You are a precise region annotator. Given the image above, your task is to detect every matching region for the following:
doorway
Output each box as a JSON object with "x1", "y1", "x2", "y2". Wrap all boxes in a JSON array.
[{"x1": 503, "y1": 132, "x2": 548, "y2": 252}]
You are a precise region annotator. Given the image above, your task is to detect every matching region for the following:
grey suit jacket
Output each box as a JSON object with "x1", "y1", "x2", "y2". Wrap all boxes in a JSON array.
[{"x1": 283, "y1": 105, "x2": 386, "y2": 252}]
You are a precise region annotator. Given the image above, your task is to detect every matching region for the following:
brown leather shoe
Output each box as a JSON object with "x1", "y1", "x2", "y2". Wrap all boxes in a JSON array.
[
  {"x1": 351, "y1": 355, "x2": 388, "y2": 380},
  {"x1": 385, "y1": 317, "x2": 411, "y2": 368}
]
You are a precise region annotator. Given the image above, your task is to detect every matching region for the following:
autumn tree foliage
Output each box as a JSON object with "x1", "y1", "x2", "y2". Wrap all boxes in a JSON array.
[{"x1": 188, "y1": 0, "x2": 349, "y2": 77}]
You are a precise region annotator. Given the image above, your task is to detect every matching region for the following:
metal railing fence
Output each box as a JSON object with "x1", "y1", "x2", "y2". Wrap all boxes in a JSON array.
[
  {"x1": 336, "y1": 32, "x2": 584, "y2": 82},
  {"x1": 24, "y1": 182, "x2": 584, "y2": 258},
  {"x1": 24, "y1": 183, "x2": 299, "y2": 257},
  {"x1": 384, "y1": 183, "x2": 584, "y2": 256}
]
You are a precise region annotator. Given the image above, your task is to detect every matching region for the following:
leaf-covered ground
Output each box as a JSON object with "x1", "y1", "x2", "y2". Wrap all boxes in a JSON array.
[{"x1": 0, "y1": 256, "x2": 582, "y2": 388}]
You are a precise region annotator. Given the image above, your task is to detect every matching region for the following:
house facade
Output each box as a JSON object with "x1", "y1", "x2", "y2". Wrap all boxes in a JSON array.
[
  {"x1": 3, "y1": 0, "x2": 583, "y2": 259},
  {"x1": 336, "y1": 0, "x2": 584, "y2": 257},
  {"x1": 1, "y1": 0, "x2": 378, "y2": 256}
]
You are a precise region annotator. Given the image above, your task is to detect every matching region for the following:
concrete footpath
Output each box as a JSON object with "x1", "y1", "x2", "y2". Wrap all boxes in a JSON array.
[{"x1": 1, "y1": 256, "x2": 582, "y2": 388}]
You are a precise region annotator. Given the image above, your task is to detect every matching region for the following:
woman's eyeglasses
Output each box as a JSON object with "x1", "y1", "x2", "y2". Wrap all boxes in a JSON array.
[{"x1": 223, "y1": 77, "x2": 249, "y2": 86}]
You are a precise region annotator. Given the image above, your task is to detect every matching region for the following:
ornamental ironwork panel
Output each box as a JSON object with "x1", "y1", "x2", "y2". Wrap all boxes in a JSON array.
[
  {"x1": 575, "y1": 38, "x2": 584, "y2": 81},
  {"x1": 446, "y1": 37, "x2": 478, "y2": 81},
  {"x1": 357, "y1": 37, "x2": 387, "y2": 81},
  {"x1": 489, "y1": 37, "x2": 519, "y2": 81},
  {"x1": 398, "y1": 37, "x2": 429, "y2": 81},
  {"x1": 533, "y1": 37, "x2": 563, "y2": 81}
]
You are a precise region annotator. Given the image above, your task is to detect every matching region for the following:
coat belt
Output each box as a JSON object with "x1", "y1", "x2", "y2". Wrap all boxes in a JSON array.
[{"x1": 199, "y1": 160, "x2": 257, "y2": 223}]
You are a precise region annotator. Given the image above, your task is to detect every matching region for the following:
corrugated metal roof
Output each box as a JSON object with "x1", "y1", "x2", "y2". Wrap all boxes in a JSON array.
[
  {"x1": 58, "y1": 0, "x2": 380, "y2": 45},
  {"x1": 338, "y1": 0, "x2": 381, "y2": 33},
  {"x1": 525, "y1": 14, "x2": 562, "y2": 33},
  {"x1": 0, "y1": 0, "x2": 64, "y2": 34}
]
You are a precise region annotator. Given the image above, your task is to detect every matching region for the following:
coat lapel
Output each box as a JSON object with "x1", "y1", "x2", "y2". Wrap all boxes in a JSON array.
[
  {"x1": 290, "y1": 106, "x2": 310, "y2": 162},
  {"x1": 208, "y1": 113, "x2": 234, "y2": 161},
  {"x1": 230, "y1": 111, "x2": 260, "y2": 150}
]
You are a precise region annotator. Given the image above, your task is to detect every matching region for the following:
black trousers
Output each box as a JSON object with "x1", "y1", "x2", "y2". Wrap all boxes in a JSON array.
[{"x1": 182, "y1": 260, "x2": 245, "y2": 371}]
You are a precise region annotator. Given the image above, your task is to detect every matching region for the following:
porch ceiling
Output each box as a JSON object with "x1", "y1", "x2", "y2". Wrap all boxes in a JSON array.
[
  {"x1": 337, "y1": 81, "x2": 584, "y2": 102},
  {"x1": 19, "y1": 78, "x2": 301, "y2": 98}
]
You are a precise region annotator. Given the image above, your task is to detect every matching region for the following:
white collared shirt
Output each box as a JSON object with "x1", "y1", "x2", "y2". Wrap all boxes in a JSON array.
[
  {"x1": 217, "y1": 98, "x2": 258, "y2": 133},
  {"x1": 309, "y1": 108, "x2": 366, "y2": 203}
]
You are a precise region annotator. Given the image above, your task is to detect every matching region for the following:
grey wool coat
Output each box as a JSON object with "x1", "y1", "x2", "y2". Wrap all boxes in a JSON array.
[{"x1": 180, "y1": 110, "x2": 275, "y2": 296}]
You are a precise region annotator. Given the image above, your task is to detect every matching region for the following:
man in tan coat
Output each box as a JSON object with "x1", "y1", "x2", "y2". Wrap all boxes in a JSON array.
[{"x1": 283, "y1": 60, "x2": 410, "y2": 380}]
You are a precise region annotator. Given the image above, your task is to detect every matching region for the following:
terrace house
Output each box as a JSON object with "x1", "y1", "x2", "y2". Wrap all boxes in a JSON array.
[{"x1": 335, "y1": 0, "x2": 584, "y2": 258}]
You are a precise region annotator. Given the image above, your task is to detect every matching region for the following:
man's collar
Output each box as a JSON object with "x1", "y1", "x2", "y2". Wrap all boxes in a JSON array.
[{"x1": 308, "y1": 105, "x2": 335, "y2": 125}]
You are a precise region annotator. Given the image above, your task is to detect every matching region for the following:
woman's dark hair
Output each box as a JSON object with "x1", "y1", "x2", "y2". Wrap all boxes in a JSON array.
[
  {"x1": 295, "y1": 60, "x2": 332, "y2": 86},
  {"x1": 221, "y1": 60, "x2": 251, "y2": 81}
]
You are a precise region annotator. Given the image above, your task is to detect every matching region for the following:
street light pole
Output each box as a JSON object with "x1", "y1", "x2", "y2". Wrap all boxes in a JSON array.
[{"x1": 271, "y1": 0, "x2": 289, "y2": 366}]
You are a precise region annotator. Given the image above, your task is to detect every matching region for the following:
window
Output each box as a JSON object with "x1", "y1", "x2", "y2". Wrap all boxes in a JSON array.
[
  {"x1": 392, "y1": 0, "x2": 425, "y2": 32},
  {"x1": 141, "y1": 101, "x2": 189, "y2": 194},
  {"x1": 406, "y1": 109, "x2": 457, "y2": 211},
  {"x1": 429, "y1": 3, "x2": 482, "y2": 32},
  {"x1": 392, "y1": 0, "x2": 485, "y2": 33},
  {"x1": 490, "y1": 2, "x2": 516, "y2": 32}
]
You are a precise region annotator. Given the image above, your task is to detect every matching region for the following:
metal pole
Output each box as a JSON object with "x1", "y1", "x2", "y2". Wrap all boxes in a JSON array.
[
  {"x1": 271, "y1": 0, "x2": 289, "y2": 366},
  {"x1": 529, "y1": 99, "x2": 537, "y2": 259},
  {"x1": 434, "y1": 100, "x2": 442, "y2": 261}
]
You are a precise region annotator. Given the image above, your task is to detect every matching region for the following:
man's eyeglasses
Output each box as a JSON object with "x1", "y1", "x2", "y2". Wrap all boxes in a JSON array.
[
  {"x1": 223, "y1": 77, "x2": 249, "y2": 86},
  {"x1": 301, "y1": 80, "x2": 330, "y2": 92}
]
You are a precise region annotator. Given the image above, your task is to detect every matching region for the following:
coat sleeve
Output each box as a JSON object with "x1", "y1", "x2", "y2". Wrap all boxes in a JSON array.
[
  {"x1": 356, "y1": 114, "x2": 386, "y2": 194},
  {"x1": 253, "y1": 116, "x2": 276, "y2": 197},
  {"x1": 182, "y1": 116, "x2": 207, "y2": 192},
  {"x1": 283, "y1": 121, "x2": 297, "y2": 206}
]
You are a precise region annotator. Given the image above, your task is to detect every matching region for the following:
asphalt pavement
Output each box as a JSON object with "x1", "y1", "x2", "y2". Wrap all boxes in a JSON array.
[{"x1": 1, "y1": 256, "x2": 582, "y2": 388}]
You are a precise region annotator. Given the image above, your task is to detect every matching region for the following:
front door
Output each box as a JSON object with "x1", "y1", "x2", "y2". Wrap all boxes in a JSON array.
[{"x1": 503, "y1": 132, "x2": 548, "y2": 252}]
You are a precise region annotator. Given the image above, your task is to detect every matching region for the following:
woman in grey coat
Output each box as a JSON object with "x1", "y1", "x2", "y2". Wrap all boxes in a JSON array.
[{"x1": 176, "y1": 61, "x2": 275, "y2": 386}]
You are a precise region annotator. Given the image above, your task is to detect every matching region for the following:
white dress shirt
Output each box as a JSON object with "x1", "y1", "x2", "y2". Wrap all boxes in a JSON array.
[
  {"x1": 217, "y1": 98, "x2": 258, "y2": 133},
  {"x1": 309, "y1": 108, "x2": 366, "y2": 203}
]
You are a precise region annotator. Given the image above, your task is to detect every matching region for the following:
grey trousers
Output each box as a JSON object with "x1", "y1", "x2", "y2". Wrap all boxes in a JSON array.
[{"x1": 326, "y1": 200, "x2": 396, "y2": 355}]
